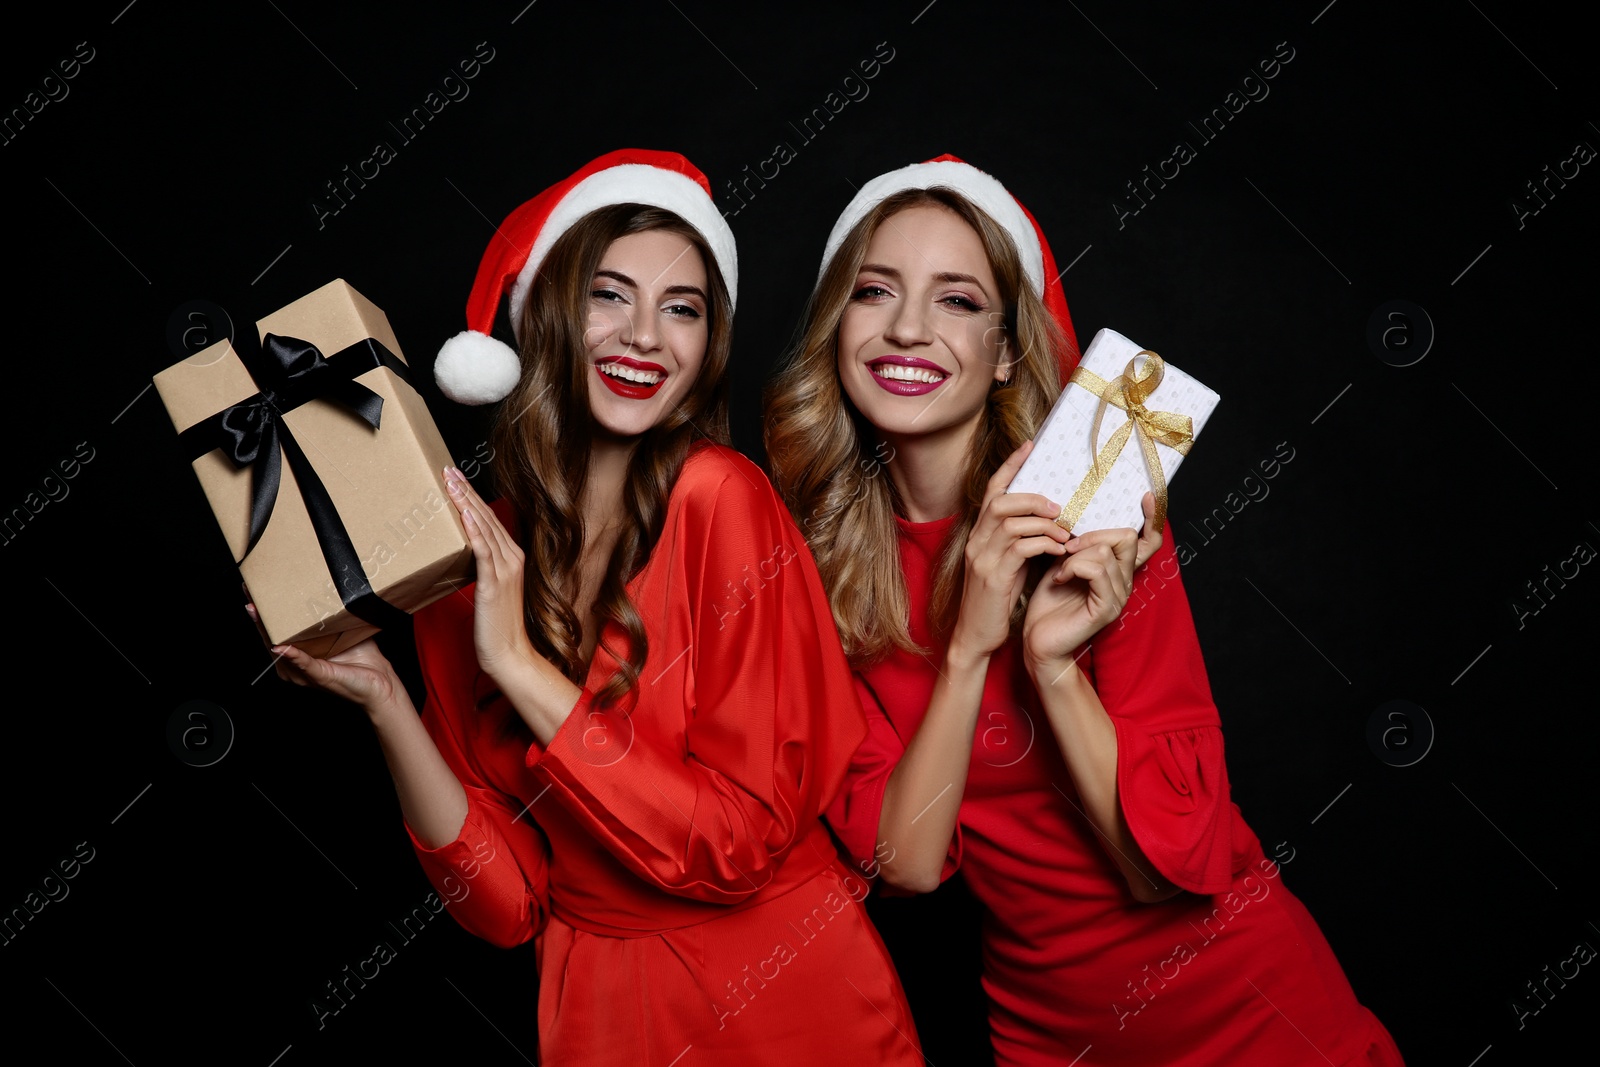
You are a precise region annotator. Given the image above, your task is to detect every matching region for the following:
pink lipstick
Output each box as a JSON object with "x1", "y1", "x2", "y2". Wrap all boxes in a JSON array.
[{"x1": 867, "y1": 355, "x2": 949, "y2": 396}]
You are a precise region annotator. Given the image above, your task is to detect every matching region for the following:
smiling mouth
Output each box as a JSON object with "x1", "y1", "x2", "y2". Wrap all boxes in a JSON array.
[
  {"x1": 597, "y1": 361, "x2": 665, "y2": 385},
  {"x1": 868, "y1": 355, "x2": 948, "y2": 395},
  {"x1": 595, "y1": 357, "x2": 667, "y2": 399},
  {"x1": 872, "y1": 363, "x2": 946, "y2": 384}
]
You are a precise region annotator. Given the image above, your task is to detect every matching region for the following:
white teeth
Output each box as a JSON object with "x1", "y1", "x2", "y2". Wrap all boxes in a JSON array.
[
  {"x1": 598, "y1": 363, "x2": 663, "y2": 385},
  {"x1": 872, "y1": 363, "x2": 946, "y2": 384}
]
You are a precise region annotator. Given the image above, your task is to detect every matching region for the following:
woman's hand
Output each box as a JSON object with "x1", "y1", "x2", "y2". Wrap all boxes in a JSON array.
[
  {"x1": 256, "y1": 602, "x2": 401, "y2": 712},
  {"x1": 1021, "y1": 492, "x2": 1161, "y2": 676},
  {"x1": 443, "y1": 466, "x2": 537, "y2": 682},
  {"x1": 949, "y1": 440, "x2": 1072, "y2": 664}
]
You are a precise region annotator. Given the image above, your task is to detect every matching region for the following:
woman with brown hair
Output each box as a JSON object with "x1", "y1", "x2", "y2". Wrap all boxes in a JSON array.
[
  {"x1": 765, "y1": 155, "x2": 1402, "y2": 1065},
  {"x1": 269, "y1": 149, "x2": 921, "y2": 1065}
]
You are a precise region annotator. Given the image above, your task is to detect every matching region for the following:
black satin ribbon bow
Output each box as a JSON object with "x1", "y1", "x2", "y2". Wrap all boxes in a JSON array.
[{"x1": 180, "y1": 333, "x2": 412, "y2": 632}]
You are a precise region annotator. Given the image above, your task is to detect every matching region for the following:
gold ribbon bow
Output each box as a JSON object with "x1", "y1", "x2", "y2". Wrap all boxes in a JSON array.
[{"x1": 1053, "y1": 350, "x2": 1194, "y2": 535}]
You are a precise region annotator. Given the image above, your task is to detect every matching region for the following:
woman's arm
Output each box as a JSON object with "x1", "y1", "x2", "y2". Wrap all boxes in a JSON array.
[
  {"x1": 873, "y1": 443, "x2": 1071, "y2": 893},
  {"x1": 1029, "y1": 657, "x2": 1179, "y2": 902},
  {"x1": 872, "y1": 642, "x2": 991, "y2": 893},
  {"x1": 443, "y1": 450, "x2": 875, "y2": 903},
  {"x1": 442, "y1": 466, "x2": 584, "y2": 745},
  {"x1": 1021, "y1": 495, "x2": 1182, "y2": 902},
  {"x1": 271, "y1": 636, "x2": 469, "y2": 848},
  {"x1": 268, "y1": 585, "x2": 552, "y2": 948},
  {"x1": 365, "y1": 689, "x2": 471, "y2": 848}
]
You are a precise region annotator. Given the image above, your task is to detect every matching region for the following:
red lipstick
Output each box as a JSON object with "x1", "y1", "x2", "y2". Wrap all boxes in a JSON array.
[{"x1": 594, "y1": 356, "x2": 667, "y2": 400}]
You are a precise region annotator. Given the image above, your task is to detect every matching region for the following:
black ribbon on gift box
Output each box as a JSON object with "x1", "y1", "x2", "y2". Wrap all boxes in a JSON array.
[{"x1": 178, "y1": 332, "x2": 412, "y2": 632}]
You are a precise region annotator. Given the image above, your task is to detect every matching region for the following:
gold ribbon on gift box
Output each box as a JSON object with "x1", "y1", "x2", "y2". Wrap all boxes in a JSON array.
[{"x1": 1053, "y1": 350, "x2": 1194, "y2": 535}]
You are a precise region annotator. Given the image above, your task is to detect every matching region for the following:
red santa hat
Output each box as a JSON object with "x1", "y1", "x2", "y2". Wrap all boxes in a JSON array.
[
  {"x1": 435, "y1": 148, "x2": 739, "y2": 405},
  {"x1": 818, "y1": 154, "x2": 1079, "y2": 378}
]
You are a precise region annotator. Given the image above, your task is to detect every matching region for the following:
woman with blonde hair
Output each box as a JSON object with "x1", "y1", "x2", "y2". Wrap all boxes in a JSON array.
[
  {"x1": 765, "y1": 154, "x2": 1402, "y2": 1065},
  {"x1": 270, "y1": 149, "x2": 921, "y2": 1065}
]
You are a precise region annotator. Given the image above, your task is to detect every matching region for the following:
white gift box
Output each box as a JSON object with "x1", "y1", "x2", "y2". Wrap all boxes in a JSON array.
[{"x1": 1007, "y1": 328, "x2": 1219, "y2": 534}]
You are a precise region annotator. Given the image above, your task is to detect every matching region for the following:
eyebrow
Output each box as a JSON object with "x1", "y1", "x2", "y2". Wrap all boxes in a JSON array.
[
  {"x1": 594, "y1": 269, "x2": 708, "y2": 302},
  {"x1": 857, "y1": 263, "x2": 990, "y2": 292}
]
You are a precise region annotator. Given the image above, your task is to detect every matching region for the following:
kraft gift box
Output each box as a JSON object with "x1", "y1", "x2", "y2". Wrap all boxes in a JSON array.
[{"x1": 153, "y1": 279, "x2": 473, "y2": 656}]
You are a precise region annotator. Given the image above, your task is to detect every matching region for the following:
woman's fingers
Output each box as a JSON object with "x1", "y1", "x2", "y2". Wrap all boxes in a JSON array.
[
  {"x1": 973, "y1": 514, "x2": 1072, "y2": 569},
  {"x1": 446, "y1": 467, "x2": 523, "y2": 573},
  {"x1": 1052, "y1": 496, "x2": 1165, "y2": 573},
  {"x1": 987, "y1": 491, "x2": 1068, "y2": 523},
  {"x1": 969, "y1": 444, "x2": 1064, "y2": 565},
  {"x1": 272, "y1": 643, "x2": 383, "y2": 703},
  {"x1": 458, "y1": 502, "x2": 495, "y2": 585},
  {"x1": 998, "y1": 513, "x2": 1074, "y2": 545},
  {"x1": 457, "y1": 471, "x2": 517, "y2": 559},
  {"x1": 441, "y1": 466, "x2": 531, "y2": 679},
  {"x1": 276, "y1": 643, "x2": 335, "y2": 680},
  {"x1": 1052, "y1": 543, "x2": 1130, "y2": 606},
  {"x1": 272, "y1": 644, "x2": 326, "y2": 688},
  {"x1": 447, "y1": 467, "x2": 499, "y2": 533},
  {"x1": 971, "y1": 492, "x2": 1065, "y2": 558},
  {"x1": 1024, "y1": 532, "x2": 1147, "y2": 665},
  {"x1": 1064, "y1": 527, "x2": 1140, "y2": 581},
  {"x1": 446, "y1": 469, "x2": 499, "y2": 579}
]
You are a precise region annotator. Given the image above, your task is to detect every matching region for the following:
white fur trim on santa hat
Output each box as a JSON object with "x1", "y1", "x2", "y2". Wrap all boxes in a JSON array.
[
  {"x1": 508, "y1": 163, "x2": 738, "y2": 331},
  {"x1": 818, "y1": 160, "x2": 1044, "y2": 296},
  {"x1": 434, "y1": 330, "x2": 522, "y2": 406}
]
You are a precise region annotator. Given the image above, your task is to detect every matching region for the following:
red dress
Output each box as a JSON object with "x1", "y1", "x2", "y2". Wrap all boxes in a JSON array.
[
  {"x1": 827, "y1": 512, "x2": 1404, "y2": 1066},
  {"x1": 403, "y1": 444, "x2": 921, "y2": 1066}
]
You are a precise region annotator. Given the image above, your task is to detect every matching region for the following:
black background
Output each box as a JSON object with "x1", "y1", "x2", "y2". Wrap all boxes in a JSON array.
[{"x1": 2, "y1": 2, "x2": 1594, "y2": 1064}]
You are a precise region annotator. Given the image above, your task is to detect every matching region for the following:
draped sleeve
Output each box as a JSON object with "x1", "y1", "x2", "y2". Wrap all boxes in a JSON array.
[
  {"x1": 1089, "y1": 526, "x2": 1262, "y2": 894},
  {"x1": 403, "y1": 588, "x2": 552, "y2": 949},
  {"x1": 525, "y1": 446, "x2": 868, "y2": 904},
  {"x1": 825, "y1": 672, "x2": 963, "y2": 890}
]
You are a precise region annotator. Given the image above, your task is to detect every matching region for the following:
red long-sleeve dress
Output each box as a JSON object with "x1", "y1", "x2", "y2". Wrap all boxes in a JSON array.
[
  {"x1": 827, "y1": 511, "x2": 1405, "y2": 1066},
  {"x1": 402, "y1": 444, "x2": 921, "y2": 1066}
]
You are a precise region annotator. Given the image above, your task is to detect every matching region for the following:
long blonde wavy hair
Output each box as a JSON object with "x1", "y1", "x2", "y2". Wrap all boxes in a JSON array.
[
  {"x1": 765, "y1": 187, "x2": 1067, "y2": 664},
  {"x1": 491, "y1": 204, "x2": 732, "y2": 711}
]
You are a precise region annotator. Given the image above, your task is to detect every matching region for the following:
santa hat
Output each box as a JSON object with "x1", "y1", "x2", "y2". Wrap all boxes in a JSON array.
[
  {"x1": 818, "y1": 154, "x2": 1078, "y2": 377},
  {"x1": 435, "y1": 148, "x2": 739, "y2": 405}
]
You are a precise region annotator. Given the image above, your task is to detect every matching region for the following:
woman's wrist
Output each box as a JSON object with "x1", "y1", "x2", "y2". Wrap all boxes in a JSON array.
[
  {"x1": 1026, "y1": 647, "x2": 1083, "y2": 688},
  {"x1": 944, "y1": 635, "x2": 994, "y2": 677},
  {"x1": 483, "y1": 640, "x2": 550, "y2": 699},
  {"x1": 493, "y1": 650, "x2": 583, "y2": 744},
  {"x1": 362, "y1": 677, "x2": 412, "y2": 727}
]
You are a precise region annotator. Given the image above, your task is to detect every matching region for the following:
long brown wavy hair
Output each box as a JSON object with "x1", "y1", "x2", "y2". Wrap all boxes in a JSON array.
[
  {"x1": 490, "y1": 204, "x2": 732, "y2": 710},
  {"x1": 765, "y1": 187, "x2": 1065, "y2": 664}
]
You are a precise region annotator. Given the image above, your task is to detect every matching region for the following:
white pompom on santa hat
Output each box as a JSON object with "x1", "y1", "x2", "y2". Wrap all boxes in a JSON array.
[
  {"x1": 817, "y1": 154, "x2": 1079, "y2": 372},
  {"x1": 435, "y1": 148, "x2": 739, "y2": 405}
]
